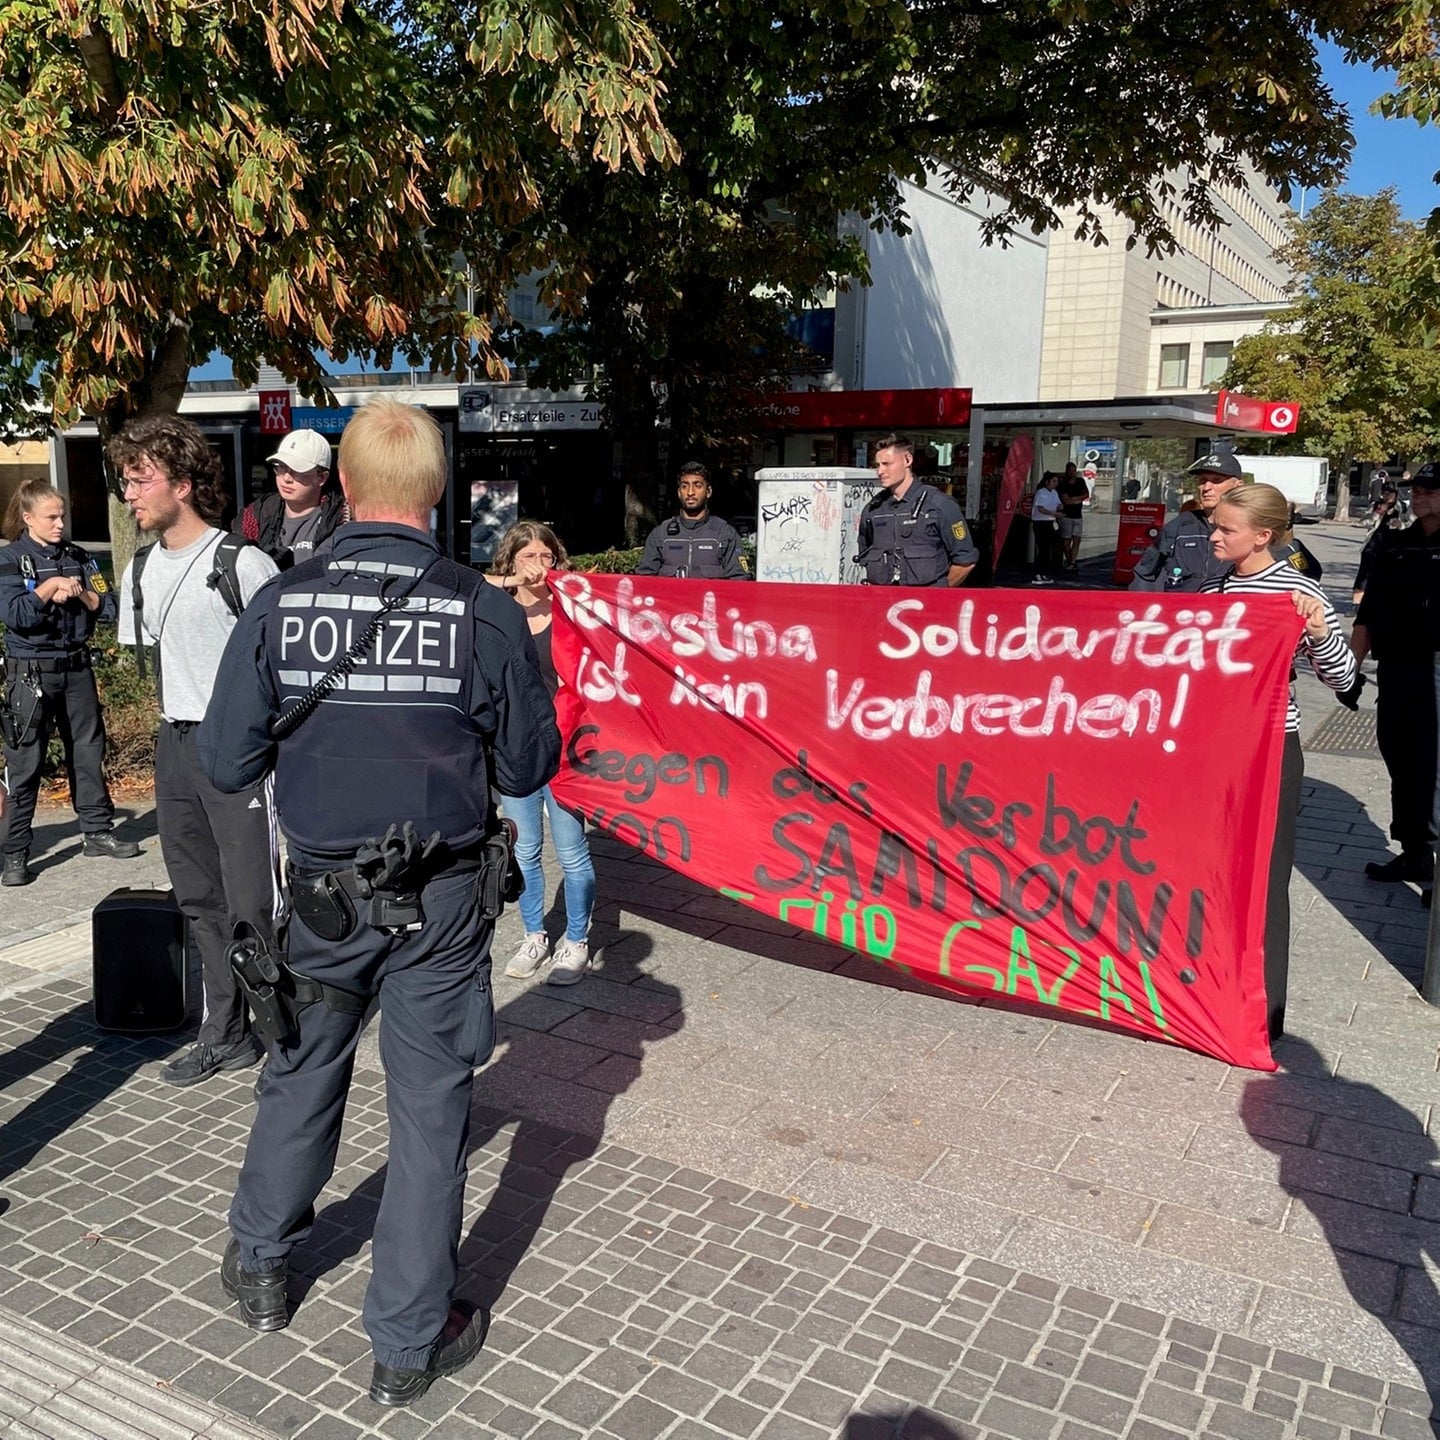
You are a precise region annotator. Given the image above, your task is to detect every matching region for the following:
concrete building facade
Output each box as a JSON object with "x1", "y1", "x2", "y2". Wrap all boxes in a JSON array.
[{"x1": 1039, "y1": 164, "x2": 1294, "y2": 402}]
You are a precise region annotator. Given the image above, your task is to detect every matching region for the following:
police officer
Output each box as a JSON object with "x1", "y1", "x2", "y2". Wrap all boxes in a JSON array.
[
  {"x1": 0, "y1": 479, "x2": 139, "y2": 886},
  {"x1": 636, "y1": 461, "x2": 746, "y2": 578},
  {"x1": 1131, "y1": 451, "x2": 1321, "y2": 591},
  {"x1": 1352, "y1": 462, "x2": 1440, "y2": 890},
  {"x1": 198, "y1": 400, "x2": 559, "y2": 1408},
  {"x1": 855, "y1": 433, "x2": 977, "y2": 587}
]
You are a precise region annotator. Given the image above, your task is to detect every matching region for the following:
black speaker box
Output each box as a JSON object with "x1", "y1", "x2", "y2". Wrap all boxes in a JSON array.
[{"x1": 92, "y1": 887, "x2": 188, "y2": 1034}]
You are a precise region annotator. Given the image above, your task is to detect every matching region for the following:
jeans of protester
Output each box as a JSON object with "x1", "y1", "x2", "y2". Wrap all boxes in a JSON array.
[{"x1": 497, "y1": 785, "x2": 596, "y2": 942}]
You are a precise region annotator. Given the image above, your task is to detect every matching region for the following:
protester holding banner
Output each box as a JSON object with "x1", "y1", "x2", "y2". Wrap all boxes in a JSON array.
[
  {"x1": 1202, "y1": 482, "x2": 1358, "y2": 1039},
  {"x1": 856, "y1": 434, "x2": 977, "y2": 587},
  {"x1": 489, "y1": 522, "x2": 597, "y2": 985},
  {"x1": 1132, "y1": 453, "x2": 1318, "y2": 594}
]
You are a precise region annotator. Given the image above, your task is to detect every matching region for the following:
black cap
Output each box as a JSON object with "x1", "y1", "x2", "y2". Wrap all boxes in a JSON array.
[
  {"x1": 1413, "y1": 462, "x2": 1439, "y2": 491},
  {"x1": 1186, "y1": 452, "x2": 1243, "y2": 479}
]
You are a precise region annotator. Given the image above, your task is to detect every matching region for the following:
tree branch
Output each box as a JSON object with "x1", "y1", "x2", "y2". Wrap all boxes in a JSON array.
[{"x1": 74, "y1": 26, "x2": 125, "y2": 119}]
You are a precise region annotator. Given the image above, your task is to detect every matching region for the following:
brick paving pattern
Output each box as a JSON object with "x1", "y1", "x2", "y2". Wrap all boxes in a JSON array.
[{"x1": 1, "y1": 972, "x2": 1436, "y2": 1440}]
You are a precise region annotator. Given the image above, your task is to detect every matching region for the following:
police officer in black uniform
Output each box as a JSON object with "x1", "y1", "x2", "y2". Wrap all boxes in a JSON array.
[
  {"x1": 1353, "y1": 462, "x2": 1440, "y2": 890},
  {"x1": 1131, "y1": 451, "x2": 1321, "y2": 591},
  {"x1": 198, "y1": 400, "x2": 559, "y2": 1407},
  {"x1": 855, "y1": 433, "x2": 978, "y2": 587},
  {"x1": 636, "y1": 461, "x2": 746, "y2": 578},
  {"x1": 0, "y1": 479, "x2": 139, "y2": 886}
]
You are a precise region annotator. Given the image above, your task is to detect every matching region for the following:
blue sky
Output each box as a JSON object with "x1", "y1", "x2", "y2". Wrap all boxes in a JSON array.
[{"x1": 1318, "y1": 40, "x2": 1440, "y2": 219}]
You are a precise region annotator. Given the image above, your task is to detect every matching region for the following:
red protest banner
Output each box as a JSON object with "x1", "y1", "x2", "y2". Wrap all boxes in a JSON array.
[
  {"x1": 549, "y1": 576, "x2": 1301, "y2": 1070},
  {"x1": 992, "y1": 435, "x2": 1034, "y2": 561}
]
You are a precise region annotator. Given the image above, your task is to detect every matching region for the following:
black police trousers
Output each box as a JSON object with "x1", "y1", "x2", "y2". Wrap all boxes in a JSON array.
[
  {"x1": 229, "y1": 866, "x2": 495, "y2": 1372},
  {"x1": 154, "y1": 722, "x2": 278, "y2": 1046},
  {"x1": 1, "y1": 662, "x2": 114, "y2": 855},
  {"x1": 1375, "y1": 659, "x2": 1440, "y2": 855}
]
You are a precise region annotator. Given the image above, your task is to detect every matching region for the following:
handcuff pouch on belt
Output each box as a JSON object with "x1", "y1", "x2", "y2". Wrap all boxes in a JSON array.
[
  {"x1": 226, "y1": 922, "x2": 368, "y2": 1048},
  {"x1": 288, "y1": 870, "x2": 358, "y2": 942}
]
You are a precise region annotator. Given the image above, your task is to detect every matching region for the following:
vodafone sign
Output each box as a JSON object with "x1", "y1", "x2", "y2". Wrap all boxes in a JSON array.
[{"x1": 1215, "y1": 388, "x2": 1300, "y2": 435}]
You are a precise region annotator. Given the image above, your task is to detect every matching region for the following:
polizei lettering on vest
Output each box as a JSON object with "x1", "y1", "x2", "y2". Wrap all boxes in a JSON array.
[{"x1": 279, "y1": 609, "x2": 460, "y2": 669}]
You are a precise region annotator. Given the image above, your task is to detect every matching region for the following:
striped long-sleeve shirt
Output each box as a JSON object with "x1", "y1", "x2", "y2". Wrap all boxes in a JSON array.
[{"x1": 1201, "y1": 561, "x2": 1357, "y2": 733}]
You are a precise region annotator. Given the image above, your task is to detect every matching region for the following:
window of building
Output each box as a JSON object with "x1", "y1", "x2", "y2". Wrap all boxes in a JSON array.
[
  {"x1": 1159, "y1": 344, "x2": 1190, "y2": 388},
  {"x1": 1202, "y1": 341, "x2": 1233, "y2": 386}
]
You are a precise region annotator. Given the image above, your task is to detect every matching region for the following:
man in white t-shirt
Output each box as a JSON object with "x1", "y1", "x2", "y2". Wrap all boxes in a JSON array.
[{"x1": 112, "y1": 415, "x2": 282, "y2": 1087}]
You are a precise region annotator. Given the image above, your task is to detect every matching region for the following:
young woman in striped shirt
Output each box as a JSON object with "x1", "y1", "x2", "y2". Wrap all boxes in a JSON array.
[{"x1": 1201, "y1": 483, "x2": 1358, "y2": 1041}]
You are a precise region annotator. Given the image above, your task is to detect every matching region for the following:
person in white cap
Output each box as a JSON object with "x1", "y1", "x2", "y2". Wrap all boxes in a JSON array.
[{"x1": 235, "y1": 428, "x2": 346, "y2": 568}]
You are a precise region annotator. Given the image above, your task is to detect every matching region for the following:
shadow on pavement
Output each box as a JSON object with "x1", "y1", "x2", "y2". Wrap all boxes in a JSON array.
[
  {"x1": 1244, "y1": 1036, "x2": 1440, "y2": 1420},
  {"x1": 843, "y1": 1409, "x2": 968, "y2": 1439},
  {"x1": 24, "y1": 805, "x2": 157, "y2": 872},
  {"x1": 298, "y1": 954, "x2": 683, "y2": 1318},
  {"x1": 0, "y1": 1003, "x2": 182, "y2": 1219},
  {"x1": 588, "y1": 839, "x2": 1165, "y2": 1052},
  {"x1": 1292, "y1": 776, "x2": 1428, "y2": 984}
]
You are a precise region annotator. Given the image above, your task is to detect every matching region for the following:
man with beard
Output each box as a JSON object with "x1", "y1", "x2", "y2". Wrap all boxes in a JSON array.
[
  {"x1": 636, "y1": 461, "x2": 746, "y2": 578},
  {"x1": 112, "y1": 415, "x2": 281, "y2": 1086}
]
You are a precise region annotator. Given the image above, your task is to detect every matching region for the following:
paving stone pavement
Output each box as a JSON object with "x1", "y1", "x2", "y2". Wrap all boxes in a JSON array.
[{"x1": 3, "y1": 520, "x2": 1440, "y2": 1440}]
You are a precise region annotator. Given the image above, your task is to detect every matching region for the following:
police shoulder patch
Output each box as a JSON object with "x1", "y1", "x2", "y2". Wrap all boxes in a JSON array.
[
  {"x1": 952, "y1": 521, "x2": 967, "y2": 541},
  {"x1": 89, "y1": 571, "x2": 110, "y2": 594},
  {"x1": 1287, "y1": 551, "x2": 1307, "y2": 571}
]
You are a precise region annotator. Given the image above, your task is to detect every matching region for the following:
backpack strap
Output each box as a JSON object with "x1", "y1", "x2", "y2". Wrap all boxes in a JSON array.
[
  {"x1": 208, "y1": 533, "x2": 250, "y2": 619},
  {"x1": 131, "y1": 543, "x2": 154, "y2": 681}
]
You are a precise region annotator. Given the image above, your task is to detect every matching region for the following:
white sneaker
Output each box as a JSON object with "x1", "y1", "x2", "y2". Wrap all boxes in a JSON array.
[
  {"x1": 505, "y1": 933, "x2": 550, "y2": 979},
  {"x1": 547, "y1": 939, "x2": 591, "y2": 986}
]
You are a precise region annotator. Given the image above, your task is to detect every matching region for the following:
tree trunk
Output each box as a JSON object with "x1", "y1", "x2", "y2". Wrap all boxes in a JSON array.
[
  {"x1": 1334, "y1": 453, "x2": 1351, "y2": 521},
  {"x1": 96, "y1": 319, "x2": 193, "y2": 568}
]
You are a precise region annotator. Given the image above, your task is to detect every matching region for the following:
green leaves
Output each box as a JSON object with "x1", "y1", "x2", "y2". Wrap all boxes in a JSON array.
[
  {"x1": 0, "y1": 0, "x2": 677, "y2": 433},
  {"x1": 1226, "y1": 190, "x2": 1440, "y2": 467}
]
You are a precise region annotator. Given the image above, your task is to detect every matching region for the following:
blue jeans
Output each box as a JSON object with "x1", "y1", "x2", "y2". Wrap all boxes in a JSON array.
[{"x1": 498, "y1": 785, "x2": 595, "y2": 942}]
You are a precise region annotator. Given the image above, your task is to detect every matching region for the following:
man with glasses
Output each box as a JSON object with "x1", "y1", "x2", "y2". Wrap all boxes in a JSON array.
[
  {"x1": 112, "y1": 415, "x2": 282, "y2": 1087},
  {"x1": 235, "y1": 428, "x2": 345, "y2": 568}
]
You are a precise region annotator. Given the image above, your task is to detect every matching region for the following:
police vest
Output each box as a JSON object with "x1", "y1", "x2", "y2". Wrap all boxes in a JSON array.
[
  {"x1": 658, "y1": 520, "x2": 729, "y2": 579},
  {"x1": 1156, "y1": 513, "x2": 1226, "y2": 593},
  {"x1": 0, "y1": 537, "x2": 108, "y2": 658},
  {"x1": 860, "y1": 485, "x2": 949, "y2": 587},
  {"x1": 266, "y1": 554, "x2": 491, "y2": 859},
  {"x1": 1371, "y1": 536, "x2": 1440, "y2": 662}
]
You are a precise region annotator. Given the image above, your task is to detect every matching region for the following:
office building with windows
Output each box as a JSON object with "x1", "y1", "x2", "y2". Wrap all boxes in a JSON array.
[{"x1": 1039, "y1": 163, "x2": 1294, "y2": 402}]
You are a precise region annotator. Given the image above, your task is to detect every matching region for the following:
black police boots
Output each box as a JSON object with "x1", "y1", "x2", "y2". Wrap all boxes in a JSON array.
[
  {"x1": 1365, "y1": 851, "x2": 1435, "y2": 884},
  {"x1": 1, "y1": 851, "x2": 30, "y2": 887},
  {"x1": 82, "y1": 831, "x2": 141, "y2": 859},
  {"x1": 369, "y1": 1307, "x2": 485, "y2": 1408},
  {"x1": 220, "y1": 1239, "x2": 289, "y2": 1331}
]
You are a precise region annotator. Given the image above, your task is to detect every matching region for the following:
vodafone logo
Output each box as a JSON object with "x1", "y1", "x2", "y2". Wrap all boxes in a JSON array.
[{"x1": 1267, "y1": 404, "x2": 1297, "y2": 432}]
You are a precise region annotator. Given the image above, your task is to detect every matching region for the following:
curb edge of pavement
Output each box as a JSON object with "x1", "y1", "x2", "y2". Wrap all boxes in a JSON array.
[{"x1": 0, "y1": 1305, "x2": 271, "y2": 1439}]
